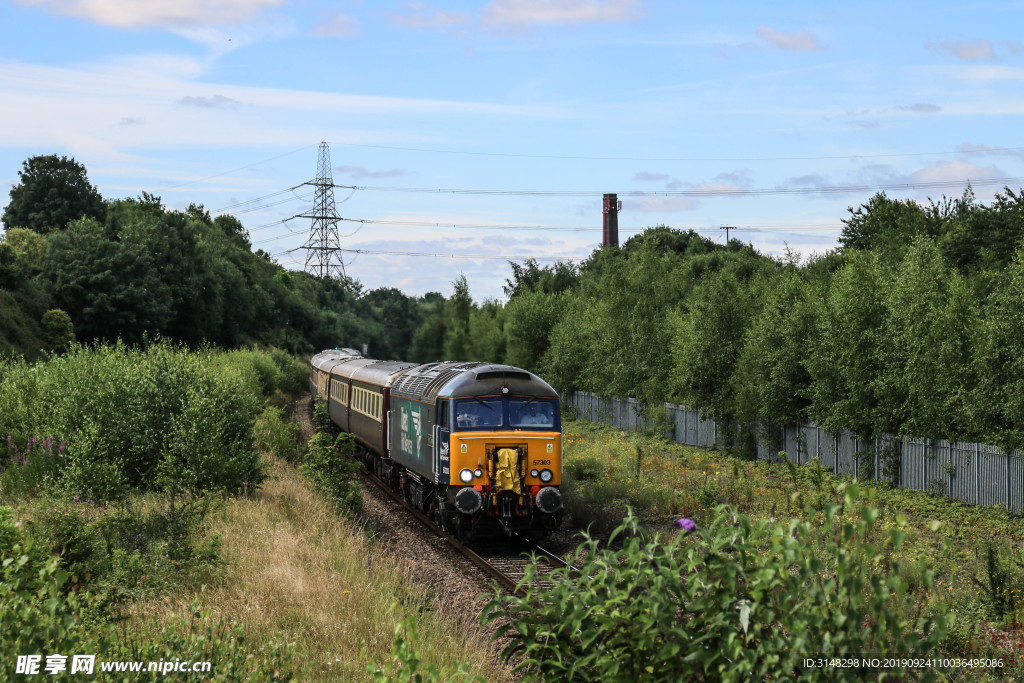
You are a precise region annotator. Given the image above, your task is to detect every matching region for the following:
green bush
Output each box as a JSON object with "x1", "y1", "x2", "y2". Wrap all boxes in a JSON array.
[
  {"x1": 0, "y1": 342, "x2": 264, "y2": 502},
  {"x1": 367, "y1": 610, "x2": 485, "y2": 683},
  {"x1": 255, "y1": 406, "x2": 304, "y2": 464},
  {"x1": 301, "y1": 430, "x2": 362, "y2": 518},
  {"x1": 111, "y1": 601, "x2": 297, "y2": 681},
  {"x1": 26, "y1": 495, "x2": 223, "y2": 610},
  {"x1": 483, "y1": 484, "x2": 952, "y2": 682},
  {"x1": 0, "y1": 506, "x2": 107, "y2": 666},
  {"x1": 0, "y1": 435, "x2": 62, "y2": 501}
]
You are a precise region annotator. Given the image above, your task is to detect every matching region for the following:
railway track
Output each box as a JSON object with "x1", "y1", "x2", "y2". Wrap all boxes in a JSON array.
[{"x1": 360, "y1": 469, "x2": 582, "y2": 598}]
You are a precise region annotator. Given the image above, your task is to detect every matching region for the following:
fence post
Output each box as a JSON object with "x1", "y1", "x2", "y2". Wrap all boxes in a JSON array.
[{"x1": 974, "y1": 442, "x2": 980, "y2": 506}]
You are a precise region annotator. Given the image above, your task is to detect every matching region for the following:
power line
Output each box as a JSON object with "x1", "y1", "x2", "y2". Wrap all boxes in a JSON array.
[
  {"x1": 165, "y1": 144, "x2": 318, "y2": 190},
  {"x1": 210, "y1": 183, "x2": 310, "y2": 214},
  {"x1": 329, "y1": 140, "x2": 1024, "y2": 163},
  {"x1": 321, "y1": 175, "x2": 1024, "y2": 198},
  {"x1": 284, "y1": 246, "x2": 587, "y2": 261},
  {"x1": 329, "y1": 217, "x2": 843, "y2": 233}
]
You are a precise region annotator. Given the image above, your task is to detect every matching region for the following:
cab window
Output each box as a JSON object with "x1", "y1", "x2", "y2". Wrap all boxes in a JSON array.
[
  {"x1": 509, "y1": 399, "x2": 557, "y2": 429},
  {"x1": 455, "y1": 398, "x2": 502, "y2": 429}
]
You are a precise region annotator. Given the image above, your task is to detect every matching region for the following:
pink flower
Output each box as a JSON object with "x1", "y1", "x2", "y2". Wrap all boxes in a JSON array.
[{"x1": 675, "y1": 518, "x2": 697, "y2": 533}]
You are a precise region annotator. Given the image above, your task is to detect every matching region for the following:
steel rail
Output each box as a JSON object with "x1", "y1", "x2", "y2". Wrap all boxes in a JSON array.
[{"x1": 359, "y1": 470, "x2": 527, "y2": 596}]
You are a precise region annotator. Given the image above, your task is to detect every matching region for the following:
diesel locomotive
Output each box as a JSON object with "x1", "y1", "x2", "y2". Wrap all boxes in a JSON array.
[{"x1": 309, "y1": 349, "x2": 564, "y2": 541}]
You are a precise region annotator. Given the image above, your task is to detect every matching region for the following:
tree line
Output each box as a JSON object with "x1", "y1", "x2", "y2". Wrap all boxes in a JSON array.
[
  {"x1": 6, "y1": 153, "x2": 1024, "y2": 453},
  {"x1": 424, "y1": 188, "x2": 1024, "y2": 455},
  {"x1": 0, "y1": 155, "x2": 432, "y2": 360}
]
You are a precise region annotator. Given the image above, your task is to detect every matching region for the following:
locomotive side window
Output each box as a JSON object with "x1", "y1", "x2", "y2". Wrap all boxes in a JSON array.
[{"x1": 438, "y1": 399, "x2": 450, "y2": 429}]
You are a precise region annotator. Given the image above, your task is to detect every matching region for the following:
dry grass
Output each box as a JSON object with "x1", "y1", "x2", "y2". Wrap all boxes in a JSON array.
[{"x1": 123, "y1": 456, "x2": 513, "y2": 681}]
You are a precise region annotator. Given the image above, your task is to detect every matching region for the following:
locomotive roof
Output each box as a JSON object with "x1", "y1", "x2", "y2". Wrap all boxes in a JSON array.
[{"x1": 391, "y1": 362, "x2": 557, "y2": 402}]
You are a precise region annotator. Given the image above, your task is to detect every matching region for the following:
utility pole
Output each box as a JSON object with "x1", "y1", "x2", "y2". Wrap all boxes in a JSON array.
[
  {"x1": 721, "y1": 225, "x2": 734, "y2": 244},
  {"x1": 302, "y1": 142, "x2": 346, "y2": 279}
]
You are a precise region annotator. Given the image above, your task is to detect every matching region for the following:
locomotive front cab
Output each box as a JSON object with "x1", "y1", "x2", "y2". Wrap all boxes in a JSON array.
[{"x1": 444, "y1": 393, "x2": 563, "y2": 539}]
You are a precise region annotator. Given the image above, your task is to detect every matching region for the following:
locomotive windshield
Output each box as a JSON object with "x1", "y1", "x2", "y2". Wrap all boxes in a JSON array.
[
  {"x1": 456, "y1": 398, "x2": 503, "y2": 428},
  {"x1": 509, "y1": 399, "x2": 555, "y2": 428},
  {"x1": 453, "y1": 397, "x2": 559, "y2": 431}
]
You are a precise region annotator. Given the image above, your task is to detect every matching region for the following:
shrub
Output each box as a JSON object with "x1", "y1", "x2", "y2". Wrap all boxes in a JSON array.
[
  {"x1": 28, "y1": 495, "x2": 223, "y2": 609},
  {"x1": 367, "y1": 611, "x2": 485, "y2": 683},
  {"x1": 0, "y1": 342, "x2": 264, "y2": 501},
  {"x1": 301, "y1": 432, "x2": 362, "y2": 517},
  {"x1": 111, "y1": 601, "x2": 297, "y2": 682},
  {"x1": 483, "y1": 485, "x2": 953, "y2": 682},
  {"x1": 255, "y1": 406, "x2": 304, "y2": 464},
  {"x1": 0, "y1": 435, "x2": 63, "y2": 501},
  {"x1": 0, "y1": 506, "x2": 107, "y2": 662}
]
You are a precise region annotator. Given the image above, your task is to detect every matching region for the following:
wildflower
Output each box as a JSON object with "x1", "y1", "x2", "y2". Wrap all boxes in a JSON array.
[
  {"x1": 675, "y1": 518, "x2": 697, "y2": 533},
  {"x1": 73, "y1": 496, "x2": 80, "y2": 502}
]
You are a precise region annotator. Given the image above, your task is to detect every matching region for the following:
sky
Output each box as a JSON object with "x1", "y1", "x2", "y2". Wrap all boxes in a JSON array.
[{"x1": 3, "y1": 0, "x2": 1024, "y2": 300}]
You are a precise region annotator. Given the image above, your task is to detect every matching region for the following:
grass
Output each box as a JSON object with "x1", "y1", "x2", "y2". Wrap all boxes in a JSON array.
[
  {"x1": 121, "y1": 455, "x2": 513, "y2": 681},
  {"x1": 562, "y1": 418, "x2": 1024, "y2": 671}
]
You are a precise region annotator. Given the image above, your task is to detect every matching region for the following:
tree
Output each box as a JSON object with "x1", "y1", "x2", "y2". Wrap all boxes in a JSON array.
[
  {"x1": 443, "y1": 275, "x2": 473, "y2": 361},
  {"x1": 669, "y1": 269, "x2": 760, "y2": 425},
  {"x1": 44, "y1": 218, "x2": 172, "y2": 343},
  {"x1": 2, "y1": 155, "x2": 104, "y2": 234},
  {"x1": 503, "y1": 258, "x2": 578, "y2": 300},
  {"x1": 806, "y1": 251, "x2": 890, "y2": 437},
  {"x1": 733, "y1": 269, "x2": 820, "y2": 441},
  {"x1": 40, "y1": 308, "x2": 75, "y2": 353},
  {"x1": 839, "y1": 192, "x2": 931, "y2": 257}
]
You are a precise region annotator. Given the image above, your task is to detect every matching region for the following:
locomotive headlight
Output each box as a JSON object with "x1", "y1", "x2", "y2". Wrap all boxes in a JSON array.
[
  {"x1": 474, "y1": 468, "x2": 483, "y2": 478},
  {"x1": 459, "y1": 468, "x2": 474, "y2": 484},
  {"x1": 530, "y1": 469, "x2": 539, "y2": 478},
  {"x1": 539, "y1": 468, "x2": 553, "y2": 483}
]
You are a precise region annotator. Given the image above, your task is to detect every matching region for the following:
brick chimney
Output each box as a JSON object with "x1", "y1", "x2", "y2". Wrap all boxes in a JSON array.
[{"x1": 602, "y1": 193, "x2": 619, "y2": 248}]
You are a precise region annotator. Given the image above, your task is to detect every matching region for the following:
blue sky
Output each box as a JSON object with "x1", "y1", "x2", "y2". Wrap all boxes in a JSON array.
[{"x1": 2, "y1": 0, "x2": 1024, "y2": 299}]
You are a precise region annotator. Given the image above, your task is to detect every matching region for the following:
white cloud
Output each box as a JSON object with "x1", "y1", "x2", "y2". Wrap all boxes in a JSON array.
[
  {"x1": 178, "y1": 94, "x2": 242, "y2": 109},
  {"x1": 957, "y1": 143, "x2": 1024, "y2": 160},
  {"x1": 626, "y1": 193, "x2": 699, "y2": 212},
  {"x1": 633, "y1": 171, "x2": 669, "y2": 181},
  {"x1": 928, "y1": 39, "x2": 994, "y2": 60},
  {"x1": 14, "y1": 0, "x2": 283, "y2": 29},
  {"x1": 907, "y1": 159, "x2": 1004, "y2": 185},
  {"x1": 335, "y1": 165, "x2": 408, "y2": 179},
  {"x1": 755, "y1": 25, "x2": 823, "y2": 52},
  {"x1": 312, "y1": 11, "x2": 358, "y2": 37},
  {"x1": 894, "y1": 103, "x2": 941, "y2": 113},
  {"x1": 481, "y1": 0, "x2": 643, "y2": 29},
  {"x1": 391, "y1": 2, "x2": 471, "y2": 30},
  {"x1": 929, "y1": 64, "x2": 1024, "y2": 84}
]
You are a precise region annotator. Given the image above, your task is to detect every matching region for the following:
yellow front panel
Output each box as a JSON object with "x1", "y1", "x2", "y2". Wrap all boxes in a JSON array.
[{"x1": 448, "y1": 431, "x2": 561, "y2": 486}]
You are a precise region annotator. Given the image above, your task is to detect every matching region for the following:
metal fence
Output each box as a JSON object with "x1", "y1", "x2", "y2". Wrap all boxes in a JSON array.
[{"x1": 566, "y1": 391, "x2": 1024, "y2": 512}]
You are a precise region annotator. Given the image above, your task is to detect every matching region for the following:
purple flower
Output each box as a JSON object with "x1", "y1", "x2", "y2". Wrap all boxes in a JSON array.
[
  {"x1": 73, "y1": 496, "x2": 80, "y2": 502},
  {"x1": 675, "y1": 518, "x2": 697, "y2": 533}
]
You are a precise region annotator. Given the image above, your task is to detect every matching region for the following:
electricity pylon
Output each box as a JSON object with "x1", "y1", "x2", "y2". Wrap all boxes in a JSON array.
[{"x1": 302, "y1": 142, "x2": 346, "y2": 279}]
